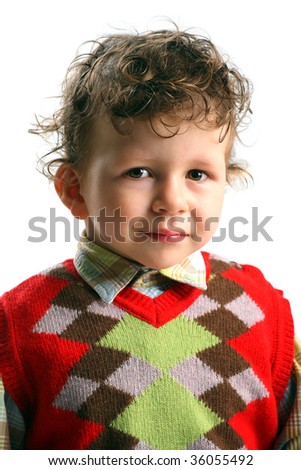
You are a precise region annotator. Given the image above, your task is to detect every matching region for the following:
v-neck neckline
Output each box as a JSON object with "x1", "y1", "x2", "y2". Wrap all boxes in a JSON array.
[
  {"x1": 113, "y1": 282, "x2": 203, "y2": 327},
  {"x1": 113, "y1": 252, "x2": 211, "y2": 327}
]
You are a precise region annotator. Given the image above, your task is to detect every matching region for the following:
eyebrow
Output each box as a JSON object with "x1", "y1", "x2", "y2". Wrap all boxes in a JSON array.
[{"x1": 115, "y1": 151, "x2": 216, "y2": 164}]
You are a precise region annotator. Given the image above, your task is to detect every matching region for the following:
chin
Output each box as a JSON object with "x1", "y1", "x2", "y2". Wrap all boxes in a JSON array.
[
  {"x1": 135, "y1": 254, "x2": 188, "y2": 270},
  {"x1": 123, "y1": 243, "x2": 200, "y2": 269},
  {"x1": 129, "y1": 255, "x2": 171, "y2": 270}
]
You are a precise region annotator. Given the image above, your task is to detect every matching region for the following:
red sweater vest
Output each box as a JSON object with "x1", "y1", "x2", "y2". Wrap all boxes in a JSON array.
[{"x1": 0, "y1": 253, "x2": 294, "y2": 449}]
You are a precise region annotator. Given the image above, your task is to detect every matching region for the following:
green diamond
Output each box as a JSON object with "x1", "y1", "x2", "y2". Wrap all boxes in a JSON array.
[
  {"x1": 111, "y1": 375, "x2": 223, "y2": 449},
  {"x1": 98, "y1": 314, "x2": 220, "y2": 371}
]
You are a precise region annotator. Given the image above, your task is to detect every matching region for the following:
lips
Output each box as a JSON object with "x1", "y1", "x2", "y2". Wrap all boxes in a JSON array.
[
  {"x1": 154, "y1": 228, "x2": 185, "y2": 236},
  {"x1": 141, "y1": 229, "x2": 188, "y2": 243}
]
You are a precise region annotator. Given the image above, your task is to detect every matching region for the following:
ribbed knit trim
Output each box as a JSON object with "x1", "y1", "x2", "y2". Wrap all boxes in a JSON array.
[
  {"x1": 113, "y1": 252, "x2": 211, "y2": 327},
  {"x1": 0, "y1": 281, "x2": 40, "y2": 413},
  {"x1": 114, "y1": 283, "x2": 202, "y2": 327},
  {"x1": 271, "y1": 293, "x2": 295, "y2": 404}
]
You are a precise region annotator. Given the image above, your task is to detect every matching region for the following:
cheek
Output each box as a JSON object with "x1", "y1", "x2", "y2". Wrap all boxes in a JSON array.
[
  {"x1": 196, "y1": 187, "x2": 225, "y2": 216},
  {"x1": 192, "y1": 189, "x2": 224, "y2": 236},
  {"x1": 113, "y1": 191, "x2": 148, "y2": 217},
  {"x1": 86, "y1": 189, "x2": 121, "y2": 213}
]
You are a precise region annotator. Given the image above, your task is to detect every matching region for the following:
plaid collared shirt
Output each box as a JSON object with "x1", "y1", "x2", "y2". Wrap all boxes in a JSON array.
[
  {"x1": 274, "y1": 337, "x2": 301, "y2": 449},
  {"x1": 74, "y1": 233, "x2": 207, "y2": 302},
  {"x1": 0, "y1": 380, "x2": 9, "y2": 450},
  {"x1": 1, "y1": 239, "x2": 300, "y2": 449}
]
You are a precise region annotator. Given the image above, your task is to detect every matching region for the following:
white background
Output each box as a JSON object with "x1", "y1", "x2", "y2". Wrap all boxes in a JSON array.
[{"x1": 1, "y1": 0, "x2": 300, "y2": 336}]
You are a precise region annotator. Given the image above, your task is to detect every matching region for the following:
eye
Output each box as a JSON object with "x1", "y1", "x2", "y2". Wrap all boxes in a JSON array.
[
  {"x1": 187, "y1": 169, "x2": 207, "y2": 181},
  {"x1": 125, "y1": 168, "x2": 150, "y2": 179}
]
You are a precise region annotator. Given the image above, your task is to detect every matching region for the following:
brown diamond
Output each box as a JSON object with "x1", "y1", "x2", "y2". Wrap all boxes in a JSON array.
[
  {"x1": 51, "y1": 283, "x2": 98, "y2": 311},
  {"x1": 60, "y1": 312, "x2": 119, "y2": 344},
  {"x1": 209, "y1": 259, "x2": 232, "y2": 275},
  {"x1": 200, "y1": 381, "x2": 246, "y2": 420},
  {"x1": 205, "y1": 422, "x2": 245, "y2": 450},
  {"x1": 196, "y1": 306, "x2": 248, "y2": 340},
  {"x1": 197, "y1": 343, "x2": 249, "y2": 378},
  {"x1": 88, "y1": 427, "x2": 139, "y2": 450},
  {"x1": 206, "y1": 275, "x2": 244, "y2": 305},
  {"x1": 78, "y1": 383, "x2": 133, "y2": 425},
  {"x1": 71, "y1": 345, "x2": 130, "y2": 382}
]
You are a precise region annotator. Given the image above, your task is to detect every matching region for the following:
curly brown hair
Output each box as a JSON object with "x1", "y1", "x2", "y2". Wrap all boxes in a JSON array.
[{"x1": 31, "y1": 27, "x2": 252, "y2": 184}]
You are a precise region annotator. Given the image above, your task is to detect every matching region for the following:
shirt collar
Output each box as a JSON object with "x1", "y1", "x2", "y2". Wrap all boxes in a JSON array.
[{"x1": 74, "y1": 232, "x2": 207, "y2": 303}]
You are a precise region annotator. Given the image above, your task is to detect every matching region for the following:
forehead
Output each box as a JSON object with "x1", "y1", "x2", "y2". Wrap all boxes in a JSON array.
[{"x1": 90, "y1": 114, "x2": 232, "y2": 151}]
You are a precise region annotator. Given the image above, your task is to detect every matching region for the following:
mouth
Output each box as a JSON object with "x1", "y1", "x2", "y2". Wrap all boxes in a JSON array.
[{"x1": 141, "y1": 230, "x2": 188, "y2": 243}]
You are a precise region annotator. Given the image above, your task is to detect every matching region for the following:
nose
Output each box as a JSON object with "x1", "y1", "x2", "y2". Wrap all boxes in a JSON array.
[{"x1": 151, "y1": 177, "x2": 190, "y2": 215}]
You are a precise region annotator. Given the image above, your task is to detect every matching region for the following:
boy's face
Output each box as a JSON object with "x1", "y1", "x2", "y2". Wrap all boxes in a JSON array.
[{"x1": 77, "y1": 117, "x2": 228, "y2": 269}]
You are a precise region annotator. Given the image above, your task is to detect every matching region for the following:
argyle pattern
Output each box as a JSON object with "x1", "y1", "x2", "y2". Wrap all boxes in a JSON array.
[{"x1": 31, "y1": 255, "x2": 271, "y2": 450}]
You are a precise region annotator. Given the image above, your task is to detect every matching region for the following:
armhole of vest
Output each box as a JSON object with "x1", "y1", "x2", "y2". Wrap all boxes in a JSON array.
[
  {"x1": 201, "y1": 251, "x2": 211, "y2": 283},
  {"x1": 271, "y1": 290, "x2": 294, "y2": 404},
  {"x1": 241, "y1": 264, "x2": 294, "y2": 404},
  {"x1": 0, "y1": 295, "x2": 31, "y2": 413}
]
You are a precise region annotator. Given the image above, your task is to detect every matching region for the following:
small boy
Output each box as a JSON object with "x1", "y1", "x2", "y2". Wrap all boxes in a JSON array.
[{"x1": 1, "y1": 27, "x2": 300, "y2": 450}]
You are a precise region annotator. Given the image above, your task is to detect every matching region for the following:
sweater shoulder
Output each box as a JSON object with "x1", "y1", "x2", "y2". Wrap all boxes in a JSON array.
[
  {"x1": 203, "y1": 252, "x2": 270, "y2": 284},
  {"x1": 203, "y1": 251, "x2": 294, "y2": 352},
  {"x1": 0, "y1": 259, "x2": 82, "y2": 315}
]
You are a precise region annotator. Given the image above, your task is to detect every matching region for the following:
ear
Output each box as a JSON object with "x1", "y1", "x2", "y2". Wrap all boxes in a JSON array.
[{"x1": 54, "y1": 164, "x2": 88, "y2": 219}]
